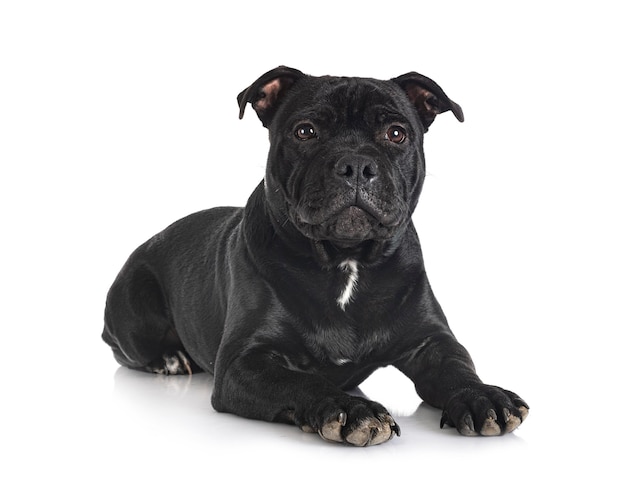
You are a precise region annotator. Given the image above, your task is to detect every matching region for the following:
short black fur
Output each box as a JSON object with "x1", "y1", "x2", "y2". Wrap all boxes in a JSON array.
[{"x1": 103, "y1": 66, "x2": 528, "y2": 445}]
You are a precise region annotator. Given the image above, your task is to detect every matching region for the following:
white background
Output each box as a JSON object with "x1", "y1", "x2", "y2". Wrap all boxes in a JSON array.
[{"x1": 2, "y1": 1, "x2": 624, "y2": 479}]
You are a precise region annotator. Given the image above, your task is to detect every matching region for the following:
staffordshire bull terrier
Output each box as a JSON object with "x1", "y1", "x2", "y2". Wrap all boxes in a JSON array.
[{"x1": 103, "y1": 66, "x2": 529, "y2": 446}]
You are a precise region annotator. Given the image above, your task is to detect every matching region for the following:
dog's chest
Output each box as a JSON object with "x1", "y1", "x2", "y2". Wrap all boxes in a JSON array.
[
  {"x1": 302, "y1": 321, "x2": 391, "y2": 368},
  {"x1": 295, "y1": 260, "x2": 392, "y2": 366}
]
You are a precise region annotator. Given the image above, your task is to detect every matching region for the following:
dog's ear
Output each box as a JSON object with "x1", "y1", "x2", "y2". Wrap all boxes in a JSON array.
[
  {"x1": 391, "y1": 72, "x2": 464, "y2": 131},
  {"x1": 237, "y1": 66, "x2": 305, "y2": 127}
]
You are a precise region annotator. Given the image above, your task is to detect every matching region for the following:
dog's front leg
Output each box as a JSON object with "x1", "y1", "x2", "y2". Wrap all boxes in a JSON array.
[
  {"x1": 395, "y1": 331, "x2": 529, "y2": 436},
  {"x1": 211, "y1": 351, "x2": 400, "y2": 446}
]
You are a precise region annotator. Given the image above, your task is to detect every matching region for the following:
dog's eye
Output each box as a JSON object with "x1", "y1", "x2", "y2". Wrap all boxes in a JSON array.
[
  {"x1": 295, "y1": 123, "x2": 317, "y2": 141},
  {"x1": 385, "y1": 126, "x2": 407, "y2": 144}
]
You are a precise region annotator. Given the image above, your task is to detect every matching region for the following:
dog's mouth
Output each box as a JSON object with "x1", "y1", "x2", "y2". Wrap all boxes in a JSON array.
[
  {"x1": 294, "y1": 205, "x2": 404, "y2": 265},
  {"x1": 330, "y1": 206, "x2": 379, "y2": 242},
  {"x1": 294, "y1": 204, "x2": 400, "y2": 247},
  {"x1": 286, "y1": 177, "x2": 410, "y2": 252}
]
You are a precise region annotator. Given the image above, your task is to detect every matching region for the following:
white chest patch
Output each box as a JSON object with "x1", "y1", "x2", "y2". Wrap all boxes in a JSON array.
[{"x1": 337, "y1": 259, "x2": 359, "y2": 310}]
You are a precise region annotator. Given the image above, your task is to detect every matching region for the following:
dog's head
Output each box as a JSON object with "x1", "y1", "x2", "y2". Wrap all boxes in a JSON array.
[{"x1": 238, "y1": 66, "x2": 463, "y2": 265}]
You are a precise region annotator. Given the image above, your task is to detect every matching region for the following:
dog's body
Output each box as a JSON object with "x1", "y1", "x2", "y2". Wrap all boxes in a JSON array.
[{"x1": 103, "y1": 67, "x2": 528, "y2": 446}]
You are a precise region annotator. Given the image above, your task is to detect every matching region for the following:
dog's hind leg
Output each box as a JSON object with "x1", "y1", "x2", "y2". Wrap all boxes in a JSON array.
[
  {"x1": 144, "y1": 349, "x2": 199, "y2": 375},
  {"x1": 102, "y1": 261, "x2": 199, "y2": 375}
]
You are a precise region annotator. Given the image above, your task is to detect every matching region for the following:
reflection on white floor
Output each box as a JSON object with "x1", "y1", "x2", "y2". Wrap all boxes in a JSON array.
[
  {"x1": 3, "y1": 1, "x2": 625, "y2": 480},
  {"x1": 4, "y1": 350, "x2": 619, "y2": 481},
  {"x1": 106, "y1": 365, "x2": 532, "y2": 476}
]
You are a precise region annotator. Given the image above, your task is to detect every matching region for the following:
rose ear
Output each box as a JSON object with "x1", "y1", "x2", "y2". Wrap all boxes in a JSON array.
[
  {"x1": 237, "y1": 66, "x2": 305, "y2": 128},
  {"x1": 391, "y1": 72, "x2": 464, "y2": 131}
]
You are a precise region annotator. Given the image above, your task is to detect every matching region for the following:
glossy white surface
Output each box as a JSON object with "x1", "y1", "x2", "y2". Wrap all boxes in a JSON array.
[
  {"x1": 2, "y1": 1, "x2": 624, "y2": 479},
  {"x1": 6, "y1": 353, "x2": 619, "y2": 480}
]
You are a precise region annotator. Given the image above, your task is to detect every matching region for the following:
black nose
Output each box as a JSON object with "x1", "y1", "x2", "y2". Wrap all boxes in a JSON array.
[{"x1": 334, "y1": 156, "x2": 379, "y2": 185}]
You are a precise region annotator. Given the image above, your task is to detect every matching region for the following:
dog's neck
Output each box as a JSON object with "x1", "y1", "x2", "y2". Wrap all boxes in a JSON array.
[{"x1": 310, "y1": 238, "x2": 388, "y2": 269}]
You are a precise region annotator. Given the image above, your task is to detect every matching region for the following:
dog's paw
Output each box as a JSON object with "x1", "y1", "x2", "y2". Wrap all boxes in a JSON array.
[
  {"x1": 146, "y1": 350, "x2": 194, "y2": 375},
  {"x1": 298, "y1": 397, "x2": 400, "y2": 447},
  {"x1": 440, "y1": 385, "x2": 529, "y2": 436}
]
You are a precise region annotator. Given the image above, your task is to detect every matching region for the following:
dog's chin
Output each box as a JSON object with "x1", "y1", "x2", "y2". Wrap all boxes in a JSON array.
[
  {"x1": 331, "y1": 206, "x2": 375, "y2": 242},
  {"x1": 296, "y1": 206, "x2": 396, "y2": 247}
]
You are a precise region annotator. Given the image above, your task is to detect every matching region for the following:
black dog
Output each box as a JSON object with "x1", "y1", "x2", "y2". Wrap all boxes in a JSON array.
[{"x1": 103, "y1": 66, "x2": 528, "y2": 446}]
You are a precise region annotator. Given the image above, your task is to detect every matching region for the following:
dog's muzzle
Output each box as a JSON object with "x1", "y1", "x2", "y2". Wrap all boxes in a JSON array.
[{"x1": 293, "y1": 155, "x2": 407, "y2": 246}]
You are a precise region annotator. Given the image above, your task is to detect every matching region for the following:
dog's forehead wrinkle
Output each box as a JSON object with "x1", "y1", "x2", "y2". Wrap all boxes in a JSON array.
[{"x1": 288, "y1": 79, "x2": 407, "y2": 129}]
